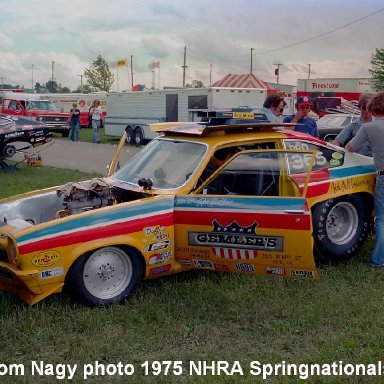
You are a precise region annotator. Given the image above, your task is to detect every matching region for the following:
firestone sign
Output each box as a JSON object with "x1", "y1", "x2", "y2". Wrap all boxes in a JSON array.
[{"x1": 297, "y1": 78, "x2": 374, "y2": 100}]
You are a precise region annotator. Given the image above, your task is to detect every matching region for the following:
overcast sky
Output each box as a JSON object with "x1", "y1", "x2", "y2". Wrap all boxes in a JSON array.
[{"x1": 0, "y1": 0, "x2": 383, "y2": 92}]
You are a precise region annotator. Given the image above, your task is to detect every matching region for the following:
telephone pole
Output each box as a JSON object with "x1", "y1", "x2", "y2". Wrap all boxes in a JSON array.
[
  {"x1": 51, "y1": 61, "x2": 55, "y2": 91},
  {"x1": 77, "y1": 74, "x2": 84, "y2": 93},
  {"x1": 130, "y1": 55, "x2": 134, "y2": 88},
  {"x1": 182, "y1": 46, "x2": 187, "y2": 87},
  {"x1": 274, "y1": 63, "x2": 283, "y2": 84},
  {"x1": 307, "y1": 64, "x2": 311, "y2": 79},
  {"x1": 250, "y1": 48, "x2": 254, "y2": 74},
  {"x1": 0, "y1": 77, "x2": 5, "y2": 89}
]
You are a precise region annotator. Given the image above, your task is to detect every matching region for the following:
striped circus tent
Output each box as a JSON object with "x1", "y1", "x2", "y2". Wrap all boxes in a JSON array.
[{"x1": 212, "y1": 73, "x2": 276, "y2": 92}]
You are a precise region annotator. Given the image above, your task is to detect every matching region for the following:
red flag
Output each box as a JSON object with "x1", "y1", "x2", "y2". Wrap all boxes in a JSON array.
[{"x1": 148, "y1": 61, "x2": 160, "y2": 70}]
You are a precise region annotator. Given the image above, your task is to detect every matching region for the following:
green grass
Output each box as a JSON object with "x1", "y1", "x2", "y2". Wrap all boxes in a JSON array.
[
  {"x1": 0, "y1": 166, "x2": 383, "y2": 383},
  {"x1": 52, "y1": 127, "x2": 120, "y2": 145}
]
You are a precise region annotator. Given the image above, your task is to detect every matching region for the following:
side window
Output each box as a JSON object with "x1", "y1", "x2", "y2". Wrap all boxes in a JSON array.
[
  {"x1": 196, "y1": 142, "x2": 277, "y2": 188},
  {"x1": 8, "y1": 100, "x2": 20, "y2": 110},
  {"x1": 202, "y1": 152, "x2": 280, "y2": 196},
  {"x1": 284, "y1": 140, "x2": 344, "y2": 173}
]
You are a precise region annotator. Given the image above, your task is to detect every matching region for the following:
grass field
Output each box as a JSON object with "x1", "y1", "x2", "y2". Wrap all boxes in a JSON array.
[
  {"x1": 0, "y1": 165, "x2": 383, "y2": 383},
  {"x1": 53, "y1": 127, "x2": 120, "y2": 145}
]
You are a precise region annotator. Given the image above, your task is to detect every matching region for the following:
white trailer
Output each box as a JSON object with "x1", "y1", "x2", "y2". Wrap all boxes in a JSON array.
[{"x1": 105, "y1": 87, "x2": 267, "y2": 145}]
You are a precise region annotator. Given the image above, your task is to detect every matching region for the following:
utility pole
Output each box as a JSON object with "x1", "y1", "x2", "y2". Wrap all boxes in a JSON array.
[
  {"x1": 250, "y1": 48, "x2": 254, "y2": 74},
  {"x1": 209, "y1": 64, "x2": 212, "y2": 86},
  {"x1": 182, "y1": 46, "x2": 187, "y2": 87},
  {"x1": 307, "y1": 64, "x2": 311, "y2": 79},
  {"x1": 51, "y1": 61, "x2": 55, "y2": 91},
  {"x1": 77, "y1": 74, "x2": 84, "y2": 92},
  {"x1": 130, "y1": 55, "x2": 134, "y2": 88},
  {"x1": 274, "y1": 63, "x2": 283, "y2": 84},
  {"x1": 31, "y1": 64, "x2": 34, "y2": 91},
  {"x1": 0, "y1": 77, "x2": 5, "y2": 89}
]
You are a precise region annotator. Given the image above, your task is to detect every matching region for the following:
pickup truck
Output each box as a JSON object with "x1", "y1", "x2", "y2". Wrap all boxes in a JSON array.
[{"x1": 1, "y1": 97, "x2": 70, "y2": 137}]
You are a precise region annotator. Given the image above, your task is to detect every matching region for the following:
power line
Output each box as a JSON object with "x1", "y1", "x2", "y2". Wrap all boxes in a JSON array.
[
  {"x1": 255, "y1": 7, "x2": 384, "y2": 55},
  {"x1": 187, "y1": 7, "x2": 384, "y2": 60}
]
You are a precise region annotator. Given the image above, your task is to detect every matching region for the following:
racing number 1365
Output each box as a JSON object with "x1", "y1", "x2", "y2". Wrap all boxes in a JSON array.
[{"x1": 141, "y1": 361, "x2": 183, "y2": 375}]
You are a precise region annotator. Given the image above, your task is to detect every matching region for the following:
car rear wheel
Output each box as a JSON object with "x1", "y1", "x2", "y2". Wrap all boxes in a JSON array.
[
  {"x1": 312, "y1": 195, "x2": 370, "y2": 263},
  {"x1": 68, "y1": 246, "x2": 143, "y2": 306}
]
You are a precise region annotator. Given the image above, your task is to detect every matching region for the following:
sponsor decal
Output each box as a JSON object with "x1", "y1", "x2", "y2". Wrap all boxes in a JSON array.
[
  {"x1": 143, "y1": 240, "x2": 172, "y2": 252},
  {"x1": 266, "y1": 266, "x2": 285, "y2": 275},
  {"x1": 290, "y1": 269, "x2": 315, "y2": 278},
  {"x1": 32, "y1": 250, "x2": 61, "y2": 267},
  {"x1": 144, "y1": 225, "x2": 166, "y2": 237},
  {"x1": 192, "y1": 260, "x2": 214, "y2": 269},
  {"x1": 214, "y1": 264, "x2": 229, "y2": 271},
  {"x1": 332, "y1": 152, "x2": 343, "y2": 160},
  {"x1": 148, "y1": 250, "x2": 172, "y2": 265},
  {"x1": 40, "y1": 266, "x2": 64, "y2": 279},
  {"x1": 234, "y1": 263, "x2": 255, "y2": 272},
  {"x1": 149, "y1": 264, "x2": 172, "y2": 275},
  {"x1": 180, "y1": 259, "x2": 192, "y2": 267},
  {"x1": 329, "y1": 159, "x2": 341, "y2": 167},
  {"x1": 189, "y1": 220, "x2": 283, "y2": 257},
  {"x1": 330, "y1": 177, "x2": 371, "y2": 194}
]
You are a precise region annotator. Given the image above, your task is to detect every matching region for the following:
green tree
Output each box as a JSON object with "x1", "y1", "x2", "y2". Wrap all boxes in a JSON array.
[
  {"x1": 84, "y1": 55, "x2": 114, "y2": 92},
  {"x1": 369, "y1": 48, "x2": 384, "y2": 91},
  {"x1": 46, "y1": 80, "x2": 59, "y2": 93},
  {"x1": 59, "y1": 86, "x2": 71, "y2": 93},
  {"x1": 74, "y1": 84, "x2": 94, "y2": 93}
]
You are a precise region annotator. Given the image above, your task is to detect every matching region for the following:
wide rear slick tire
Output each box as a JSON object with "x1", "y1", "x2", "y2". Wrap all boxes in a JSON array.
[
  {"x1": 67, "y1": 246, "x2": 143, "y2": 306},
  {"x1": 312, "y1": 195, "x2": 370, "y2": 264}
]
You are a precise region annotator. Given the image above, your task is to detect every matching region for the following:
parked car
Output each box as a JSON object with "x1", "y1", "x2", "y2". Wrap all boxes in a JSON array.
[
  {"x1": 0, "y1": 119, "x2": 376, "y2": 306},
  {"x1": 317, "y1": 113, "x2": 360, "y2": 142},
  {"x1": 0, "y1": 114, "x2": 52, "y2": 160}
]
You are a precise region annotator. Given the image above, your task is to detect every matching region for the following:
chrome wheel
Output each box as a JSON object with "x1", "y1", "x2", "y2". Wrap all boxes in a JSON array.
[
  {"x1": 325, "y1": 202, "x2": 358, "y2": 245},
  {"x1": 83, "y1": 247, "x2": 133, "y2": 300}
]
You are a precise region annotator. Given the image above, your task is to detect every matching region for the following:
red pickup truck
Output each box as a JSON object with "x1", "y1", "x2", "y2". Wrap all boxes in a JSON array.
[{"x1": 1, "y1": 96, "x2": 70, "y2": 137}]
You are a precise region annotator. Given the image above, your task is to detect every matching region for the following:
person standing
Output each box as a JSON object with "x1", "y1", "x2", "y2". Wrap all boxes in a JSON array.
[
  {"x1": 283, "y1": 96, "x2": 319, "y2": 137},
  {"x1": 89, "y1": 100, "x2": 104, "y2": 143},
  {"x1": 332, "y1": 93, "x2": 374, "y2": 156},
  {"x1": 260, "y1": 94, "x2": 286, "y2": 123},
  {"x1": 346, "y1": 92, "x2": 384, "y2": 267},
  {"x1": 69, "y1": 103, "x2": 81, "y2": 142}
]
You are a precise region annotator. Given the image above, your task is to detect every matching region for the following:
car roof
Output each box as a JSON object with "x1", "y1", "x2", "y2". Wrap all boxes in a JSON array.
[{"x1": 151, "y1": 121, "x2": 324, "y2": 146}]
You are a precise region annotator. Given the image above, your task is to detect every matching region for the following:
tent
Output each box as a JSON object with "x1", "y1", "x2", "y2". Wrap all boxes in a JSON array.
[{"x1": 211, "y1": 73, "x2": 276, "y2": 92}]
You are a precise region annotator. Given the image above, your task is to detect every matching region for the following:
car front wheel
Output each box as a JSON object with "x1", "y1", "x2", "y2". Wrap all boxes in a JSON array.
[
  {"x1": 312, "y1": 195, "x2": 370, "y2": 263},
  {"x1": 68, "y1": 246, "x2": 143, "y2": 306}
]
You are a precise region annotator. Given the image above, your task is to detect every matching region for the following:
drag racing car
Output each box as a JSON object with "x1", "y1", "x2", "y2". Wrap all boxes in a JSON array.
[
  {"x1": 0, "y1": 114, "x2": 52, "y2": 166},
  {"x1": 0, "y1": 118, "x2": 376, "y2": 306}
]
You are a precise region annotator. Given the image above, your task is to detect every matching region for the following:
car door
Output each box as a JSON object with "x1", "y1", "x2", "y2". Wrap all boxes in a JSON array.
[{"x1": 174, "y1": 149, "x2": 319, "y2": 279}]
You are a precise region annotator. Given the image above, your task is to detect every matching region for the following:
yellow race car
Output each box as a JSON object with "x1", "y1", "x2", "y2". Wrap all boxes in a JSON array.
[{"x1": 0, "y1": 119, "x2": 376, "y2": 306}]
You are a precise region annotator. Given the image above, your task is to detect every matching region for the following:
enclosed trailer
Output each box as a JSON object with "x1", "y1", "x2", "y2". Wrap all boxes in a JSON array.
[{"x1": 105, "y1": 87, "x2": 267, "y2": 145}]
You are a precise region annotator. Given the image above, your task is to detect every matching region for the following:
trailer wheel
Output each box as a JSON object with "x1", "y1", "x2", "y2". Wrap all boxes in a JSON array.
[
  {"x1": 125, "y1": 126, "x2": 134, "y2": 145},
  {"x1": 133, "y1": 127, "x2": 144, "y2": 146}
]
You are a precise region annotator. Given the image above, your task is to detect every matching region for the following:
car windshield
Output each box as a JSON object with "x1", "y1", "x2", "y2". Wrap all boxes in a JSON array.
[
  {"x1": 317, "y1": 115, "x2": 357, "y2": 128},
  {"x1": 26, "y1": 100, "x2": 58, "y2": 111},
  {"x1": 0, "y1": 116, "x2": 16, "y2": 131},
  {"x1": 112, "y1": 138, "x2": 208, "y2": 189}
]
